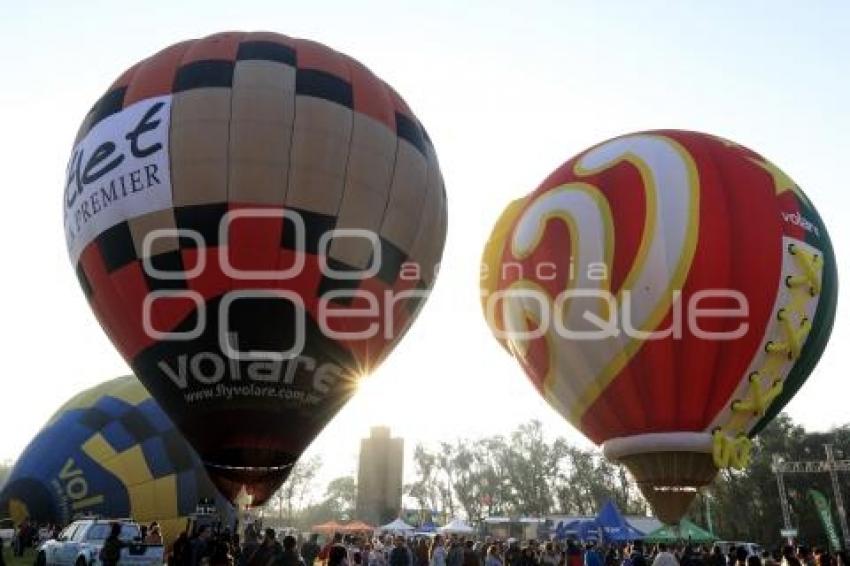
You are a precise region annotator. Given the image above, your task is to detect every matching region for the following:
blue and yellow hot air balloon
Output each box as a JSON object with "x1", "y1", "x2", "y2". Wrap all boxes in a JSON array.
[{"x1": 0, "y1": 375, "x2": 233, "y2": 541}]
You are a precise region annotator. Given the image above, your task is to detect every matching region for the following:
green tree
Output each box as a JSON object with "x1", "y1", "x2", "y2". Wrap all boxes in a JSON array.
[
  {"x1": 271, "y1": 455, "x2": 322, "y2": 523},
  {"x1": 502, "y1": 420, "x2": 562, "y2": 516},
  {"x1": 323, "y1": 476, "x2": 357, "y2": 520}
]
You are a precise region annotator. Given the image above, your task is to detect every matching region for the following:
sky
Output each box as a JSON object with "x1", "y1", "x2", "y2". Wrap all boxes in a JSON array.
[{"x1": 1, "y1": 1, "x2": 849, "y2": 502}]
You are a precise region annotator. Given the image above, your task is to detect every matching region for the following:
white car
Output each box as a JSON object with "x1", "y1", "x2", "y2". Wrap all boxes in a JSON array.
[
  {"x1": 0, "y1": 518, "x2": 14, "y2": 544},
  {"x1": 36, "y1": 518, "x2": 164, "y2": 566}
]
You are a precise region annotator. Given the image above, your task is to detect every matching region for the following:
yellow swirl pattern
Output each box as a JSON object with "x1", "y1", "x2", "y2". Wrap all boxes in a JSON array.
[{"x1": 504, "y1": 134, "x2": 700, "y2": 426}]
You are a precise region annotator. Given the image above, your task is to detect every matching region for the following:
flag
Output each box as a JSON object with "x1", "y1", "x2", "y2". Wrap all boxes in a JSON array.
[{"x1": 808, "y1": 489, "x2": 841, "y2": 551}]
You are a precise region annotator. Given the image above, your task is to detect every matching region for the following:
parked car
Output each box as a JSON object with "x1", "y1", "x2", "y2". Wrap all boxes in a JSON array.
[{"x1": 36, "y1": 518, "x2": 164, "y2": 566}]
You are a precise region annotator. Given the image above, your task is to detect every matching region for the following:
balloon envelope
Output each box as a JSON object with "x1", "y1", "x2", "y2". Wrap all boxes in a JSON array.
[
  {"x1": 0, "y1": 376, "x2": 233, "y2": 541},
  {"x1": 481, "y1": 130, "x2": 837, "y2": 523},
  {"x1": 63, "y1": 32, "x2": 447, "y2": 504}
]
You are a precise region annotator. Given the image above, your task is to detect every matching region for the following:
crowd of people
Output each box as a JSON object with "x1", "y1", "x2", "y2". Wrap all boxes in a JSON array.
[
  {"x1": 3, "y1": 518, "x2": 850, "y2": 566},
  {"x1": 244, "y1": 532, "x2": 850, "y2": 566}
]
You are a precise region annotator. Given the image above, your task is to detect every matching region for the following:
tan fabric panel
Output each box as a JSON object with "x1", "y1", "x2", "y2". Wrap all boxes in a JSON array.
[
  {"x1": 409, "y1": 154, "x2": 447, "y2": 287},
  {"x1": 170, "y1": 88, "x2": 231, "y2": 207},
  {"x1": 229, "y1": 60, "x2": 295, "y2": 205},
  {"x1": 379, "y1": 140, "x2": 428, "y2": 255},
  {"x1": 326, "y1": 187, "x2": 384, "y2": 269},
  {"x1": 129, "y1": 208, "x2": 179, "y2": 258},
  {"x1": 423, "y1": 186, "x2": 448, "y2": 286},
  {"x1": 285, "y1": 96, "x2": 352, "y2": 215},
  {"x1": 329, "y1": 114, "x2": 397, "y2": 268},
  {"x1": 406, "y1": 170, "x2": 443, "y2": 281}
]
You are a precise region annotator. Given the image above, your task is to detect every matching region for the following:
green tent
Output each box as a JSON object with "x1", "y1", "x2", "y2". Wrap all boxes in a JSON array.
[{"x1": 643, "y1": 519, "x2": 715, "y2": 543}]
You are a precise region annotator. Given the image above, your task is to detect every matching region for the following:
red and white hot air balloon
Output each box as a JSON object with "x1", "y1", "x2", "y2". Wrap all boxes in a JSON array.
[{"x1": 481, "y1": 130, "x2": 837, "y2": 523}]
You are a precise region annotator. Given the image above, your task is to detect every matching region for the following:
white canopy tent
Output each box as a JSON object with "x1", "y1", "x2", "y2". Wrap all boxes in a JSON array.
[
  {"x1": 439, "y1": 518, "x2": 474, "y2": 534},
  {"x1": 378, "y1": 518, "x2": 416, "y2": 533}
]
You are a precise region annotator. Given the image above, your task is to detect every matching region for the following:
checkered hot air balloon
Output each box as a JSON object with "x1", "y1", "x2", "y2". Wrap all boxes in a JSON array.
[
  {"x1": 0, "y1": 376, "x2": 233, "y2": 542},
  {"x1": 63, "y1": 32, "x2": 447, "y2": 505},
  {"x1": 480, "y1": 130, "x2": 837, "y2": 524}
]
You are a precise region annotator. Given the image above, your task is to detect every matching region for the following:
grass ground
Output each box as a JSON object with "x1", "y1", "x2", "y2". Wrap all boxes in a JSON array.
[{"x1": 2, "y1": 546, "x2": 35, "y2": 566}]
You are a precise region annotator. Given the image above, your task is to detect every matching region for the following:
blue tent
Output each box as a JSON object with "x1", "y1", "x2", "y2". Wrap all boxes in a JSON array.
[
  {"x1": 595, "y1": 500, "x2": 644, "y2": 541},
  {"x1": 554, "y1": 520, "x2": 570, "y2": 539},
  {"x1": 418, "y1": 520, "x2": 438, "y2": 533},
  {"x1": 556, "y1": 518, "x2": 600, "y2": 541}
]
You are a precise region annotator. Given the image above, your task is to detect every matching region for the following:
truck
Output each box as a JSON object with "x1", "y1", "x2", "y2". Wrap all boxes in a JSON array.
[{"x1": 36, "y1": 518, "x2": 164, "y2": 566}]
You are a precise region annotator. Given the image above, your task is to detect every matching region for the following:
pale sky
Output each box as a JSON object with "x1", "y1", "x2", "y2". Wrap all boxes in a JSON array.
[{"x1": 1, "y1": 1, "x2": 849, "y2": 496}]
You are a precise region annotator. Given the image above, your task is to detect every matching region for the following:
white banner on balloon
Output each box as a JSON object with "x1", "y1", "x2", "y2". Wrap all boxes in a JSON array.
[{"x1": 63, "y1": 95, "x2": 174, "y2": 264}]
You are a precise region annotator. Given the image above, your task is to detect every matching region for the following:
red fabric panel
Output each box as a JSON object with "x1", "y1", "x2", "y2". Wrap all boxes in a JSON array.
[
  {"x1": 349, "y1": 59, "x2": 395, "y2": 129},
  {"x1": 124, "y1": 41, "x2": 192, "y2": 105},
  {"x1": 180, "y1": 32, "x2": 243, "y2": 64}
]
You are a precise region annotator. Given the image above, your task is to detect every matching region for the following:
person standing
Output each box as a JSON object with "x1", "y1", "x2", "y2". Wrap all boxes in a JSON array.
[
  {"x1": 583, "y1": 544, "x2": 602, "y2": 566},
  {"x1": 431, "y1": 536, "x2": 448, "y2": 566},
  {"x1": 652, "y1": 544, "x2": 679, "y2": 566},
  {"x1": 391, "y1": 537, "x2": 411, "y2": 566},
  {"x1": 302, "y1": 535, "x2": 322, "y2": 566},
  {"x1": 280, "y1": 535, "x2": 307, "y2": 566},
  {"x1": 706, "y1": 546, "x2": 724, "y2": 566},
  {"x1": 542, "y1": 544, "x2": 558, "y2": 566},
  {"x1": 463, "y1": 541, "x2": 480, "y2": 566},
  {"x1": 486, "y1": 546, "x2": 503, "y2": 566},
  {"x1": 449, "y1": 540, "x2": 467, "y2": 566},
  {"x1": 330, "y1": 545, "x2": 350, "y2": 566},
  {"x1": 630, "y1": 542, "x2": 648, "y2": 566},
  {"x1": 171, "y1": 531, "x2": 191, "y2": 566},
  {"x1": 565, "y1": 542, "x2": 583, "y2": 566},
  {"x1": 505, "y1": 541, "x2": 522, "y2": 566},
  {"x1": 416, "y1": 539, "x2": 430, "y2": 566},
  {"x1": 191, "y1": 526, "x2": 214, "y2": 566},
  {"x1": 781, "y1": 547, "x2": 802, "y2": 566},
  {"x1": 210, "y1": 540, "x2": 236, "y2": 566},
  {"x1": 146, "y1": 523, "x2": 163, "y2": 545},
  {"x1": 99, "y1": 523, "x2": 127, "y2": 566}
]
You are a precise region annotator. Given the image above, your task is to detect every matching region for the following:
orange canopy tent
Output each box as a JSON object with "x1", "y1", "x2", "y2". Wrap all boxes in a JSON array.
[
  {"x1": 312, "y1": 520, "x2": 345, "y2": 533},
  {"x1": 340, "y1": 521, "x2": 375, "y2": 532},
  {"x1": 311, "y1": 520, "x2": 375, "y2": 534}
]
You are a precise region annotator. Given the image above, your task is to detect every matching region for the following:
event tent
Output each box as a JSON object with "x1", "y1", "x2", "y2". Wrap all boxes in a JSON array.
[
  {"x1": 596, "y1": 500, "x2": 644, "y2": 541},
  {"x1": 415, "y1": 521, "x2": 438, "y2": 534},
  {"x1": 556, "y1": 518, "x2": 600, "y2": 541},
  {"x1": 440, "y1": 518, "x2": 475, "y2": 534},
  {"x1": 643, "y1": 519, "x2": 715, "y2": 543},
  {"x1": 379, "y1": 518, "x2": 416, "y2": 533},
  {"x1": 342, "y1": 521, "x2": 375, "y2": 533},
  {"x1": 312, "y1": 520, "x2": 345, "y2": 533}
]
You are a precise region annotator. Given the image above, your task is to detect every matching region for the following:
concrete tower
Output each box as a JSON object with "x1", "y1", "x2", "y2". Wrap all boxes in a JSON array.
[{"x1": 356, "y1": 426, "x2": 403, "y2": 525}]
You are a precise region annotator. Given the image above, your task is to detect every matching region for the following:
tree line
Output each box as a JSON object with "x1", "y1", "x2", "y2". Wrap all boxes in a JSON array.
[
  {"x1": 405, "y1": 420, "x2": 647, "y2": 521},
  {"x1": 261, "y1": 415, "x2": 850, "y2": 548}
]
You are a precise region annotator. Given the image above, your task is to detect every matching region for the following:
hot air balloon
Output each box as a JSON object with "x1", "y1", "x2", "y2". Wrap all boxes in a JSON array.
[
  {"x1": 481, "y1": 130, "x2": 837, "y2": 524},
  {"x1": 0, "y1": 376, "x2": 233, "y2": 542},
  {"x1": 63, "y1": 32, "x2": 447, "y2": 505}
]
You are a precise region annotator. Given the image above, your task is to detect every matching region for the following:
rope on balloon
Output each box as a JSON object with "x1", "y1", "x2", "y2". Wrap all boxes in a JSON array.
[{"x1": 712, "y1": 242, "x2": 822, "y2": 470}]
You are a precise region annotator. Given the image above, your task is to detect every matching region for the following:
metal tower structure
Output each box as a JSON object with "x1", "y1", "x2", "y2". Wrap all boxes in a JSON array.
[{"x1": 772, "y1": 444, "x2": 850, "y2": 548}]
